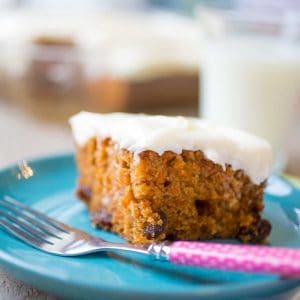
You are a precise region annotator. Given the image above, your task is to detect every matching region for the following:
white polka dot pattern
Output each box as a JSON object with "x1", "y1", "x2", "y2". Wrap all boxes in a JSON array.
[{"x1": 169, "y1": 241, "x2": 300, "y2": 277}]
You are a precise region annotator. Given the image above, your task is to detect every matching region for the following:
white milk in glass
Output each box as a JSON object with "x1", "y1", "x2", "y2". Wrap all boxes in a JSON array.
[{"x1": 201, "y1": 36, "x2": 300, "y2": 170}]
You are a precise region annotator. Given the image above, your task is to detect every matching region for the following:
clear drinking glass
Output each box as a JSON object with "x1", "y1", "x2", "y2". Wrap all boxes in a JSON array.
[{"x1": 198, "y1": 5, "x2": 300, "y2": 172}]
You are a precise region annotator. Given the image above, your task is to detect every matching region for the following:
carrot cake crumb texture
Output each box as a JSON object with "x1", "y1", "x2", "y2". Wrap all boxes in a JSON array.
[{"x1": 71, "y1": 112, "x2": 272, "y2": 245}]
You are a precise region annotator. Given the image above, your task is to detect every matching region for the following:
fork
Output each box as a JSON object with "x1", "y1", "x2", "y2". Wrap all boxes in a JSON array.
[{"x1": 1, "y1": 196, "x2": 300, "y2": 277}]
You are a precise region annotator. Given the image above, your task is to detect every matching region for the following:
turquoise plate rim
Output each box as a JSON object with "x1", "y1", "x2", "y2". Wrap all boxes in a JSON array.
[{"x1": 0, "y1": 153, "x2": 300, "y2": 299}]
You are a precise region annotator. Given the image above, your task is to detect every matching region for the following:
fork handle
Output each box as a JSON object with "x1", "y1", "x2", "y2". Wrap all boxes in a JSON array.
[{"x1": 153, "y1": 241, "x2": 300, "y2": 277}]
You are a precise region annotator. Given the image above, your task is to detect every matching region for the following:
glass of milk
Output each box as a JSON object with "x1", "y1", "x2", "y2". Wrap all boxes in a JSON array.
[{"x1": 198, "y1": 5, "x2": 300, "y2": 172}]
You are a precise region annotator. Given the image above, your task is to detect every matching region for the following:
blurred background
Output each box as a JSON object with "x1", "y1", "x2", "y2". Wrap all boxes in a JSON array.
[{"x1": 0, "y1": 0, "x2": 299, "y2": 176}]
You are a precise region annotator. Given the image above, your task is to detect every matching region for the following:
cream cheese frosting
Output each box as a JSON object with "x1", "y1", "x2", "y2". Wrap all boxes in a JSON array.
[{"x1": 69, "y1": 111, "x2": 272, "y2": 184}]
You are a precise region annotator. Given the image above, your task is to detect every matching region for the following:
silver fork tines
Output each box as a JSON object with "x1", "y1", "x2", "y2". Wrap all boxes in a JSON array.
[
  {"x1": 0, "y1": 196, "x2": 72, "y2": 251},
  {"x1": 3, "y1": 196, "x2": 69, "y2": 233},
  {"x1": 0, "y1": 196, "x2": 152, "y2": 257},
  {"x1": 0, "y1": 200, "x2": 62, "y2": 239}
]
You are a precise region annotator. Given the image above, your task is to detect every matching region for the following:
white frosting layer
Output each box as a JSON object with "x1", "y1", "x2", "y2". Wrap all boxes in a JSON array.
[{"x1": 69, "y1": 112, "x2": 272, "y2": 184}]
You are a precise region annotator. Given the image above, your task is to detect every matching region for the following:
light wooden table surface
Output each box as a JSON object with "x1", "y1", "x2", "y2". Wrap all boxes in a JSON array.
[{"x1": 0, "y1": 100, "x2": 299, "y2": 300}]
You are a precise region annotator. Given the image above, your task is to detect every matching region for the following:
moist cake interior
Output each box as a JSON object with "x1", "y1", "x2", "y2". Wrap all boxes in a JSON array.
[{"x1": 76, "y1": 137, "x2": 271, "y2": 245}]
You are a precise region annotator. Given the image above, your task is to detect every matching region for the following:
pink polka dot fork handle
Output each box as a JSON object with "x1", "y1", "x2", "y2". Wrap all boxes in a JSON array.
[{"x1": 148, "y1": 241, "x2": 300, "y2": 277}]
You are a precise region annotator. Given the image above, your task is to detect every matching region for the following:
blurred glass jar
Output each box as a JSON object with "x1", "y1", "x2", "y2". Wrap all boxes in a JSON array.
[{"x1": 197, "y1": 5, "x2": 300, "y2": 172}]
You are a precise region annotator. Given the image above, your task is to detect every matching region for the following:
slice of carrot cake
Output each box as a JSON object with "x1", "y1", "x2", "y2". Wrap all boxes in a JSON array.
[{"x1": 70, "y1": 111, "x2": 272, "y2": 245}]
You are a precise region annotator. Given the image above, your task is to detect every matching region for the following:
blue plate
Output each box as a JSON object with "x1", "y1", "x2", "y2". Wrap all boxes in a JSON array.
[{"x1": 0, "y1": 154, "x2": 300, "y2": 300}]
